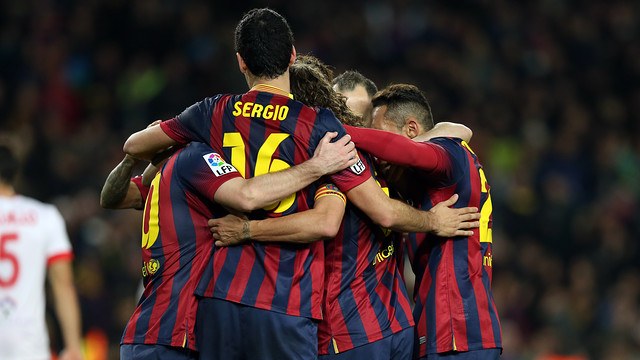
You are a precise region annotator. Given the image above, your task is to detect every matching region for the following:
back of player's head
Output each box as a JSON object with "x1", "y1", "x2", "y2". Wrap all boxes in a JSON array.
[
  {"x1": 372, "y1": 84, "x2": 434, "y2": 130},
  {"x1": 333, "y1": 71, "x2": 378, "y2": 99},
  {"x1": 0, "y1": 145, "x2": 19, "y2": 185},
  {"x1": 290, "y1": 58, "x2": 363, "y2": 127},
  {"x1": 235, "y1": 8, "x2": 294, "y2": 79}
]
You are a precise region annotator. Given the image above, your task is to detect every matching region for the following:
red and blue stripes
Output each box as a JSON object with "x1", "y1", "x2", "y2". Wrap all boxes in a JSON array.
[
  {"x1": 161, "y1": 90, "x2": 370, "y2": 320},
  {"x1": 318, "y1": 153, "x2": 414, "y2": 355},
  {"x1": 406, "y1": 137, "x2": 502, "y2": 357},
  {"x1": 122, "y1": 143, "x2": 240, "y2": 350}
]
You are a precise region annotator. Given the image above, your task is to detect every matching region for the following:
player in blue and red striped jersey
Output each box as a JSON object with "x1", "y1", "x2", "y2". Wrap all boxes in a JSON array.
[
  {"x1": 347, "y1": 84, "x2": 503, "y2": 360},
  {"x1": 105, "y1": 136, "x2": 356, "y2": 359},
  {"x1": 207, "y1": 57, "x2": 479, "y2": 360},
  {"x1": 123, "y1": 9, "x2": 480, "y2": 360}
]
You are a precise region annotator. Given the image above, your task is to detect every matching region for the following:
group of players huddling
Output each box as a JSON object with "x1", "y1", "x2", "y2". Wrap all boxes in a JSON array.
[{"x1": 101, "y1": 8, "x2": 503, "y2": 360}]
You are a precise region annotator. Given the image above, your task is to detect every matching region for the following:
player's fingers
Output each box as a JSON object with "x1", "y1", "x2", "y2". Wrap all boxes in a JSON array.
[
  {"x1": 458, "y1": 212, "x2": 481, "y2": 221},
  {"x1": 215, "y1": 240, "x2": 224, "y2": 247},
  {"x1": 345, "y1": 147, "x2": 357, "y2": 159},
  {"x1": 455, "y1": 230, "x2": 474, "y2": 237},
  {"x1": 346, "y1": 155, "x2": 358, "y2": 167},
  {"x1": 441, "y1": 194, "x2": 459, "y2": 207},
  {"x1": 320, "y1": 131, "x2": 339, "y2": 144},
  {"x1": 343, "y1": 140, "x2": 356, "y2": 152},
  {"x1": 459, "y1": 221, "x2": 480, "y2": 229},
  {"x1": 455, "y1": 206, "x2": 478, "y2": 215},
  {"x1": 207, "y1": 219, "x2": 220, "y2": 227},
  {"x1": 335, "y1": 134, "x2": 351, "y2": 146}
]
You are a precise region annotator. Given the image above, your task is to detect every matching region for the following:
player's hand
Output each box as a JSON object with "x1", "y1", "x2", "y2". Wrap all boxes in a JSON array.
[
  {"x1": 310, "y1": 132, "x2": 358, "y2": 175},
  {"x1": 209, "y1": 214, "x2": 250, "y2": 247},
  {"x1": 428, "y1": 194, "x2": 481, "y2": 237},
  {"x1": 58, "y1": 348, "x2": 84, "y2": 360}
]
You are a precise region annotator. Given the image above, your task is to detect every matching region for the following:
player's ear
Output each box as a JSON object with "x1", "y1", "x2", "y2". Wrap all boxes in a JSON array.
[
  {"x1": 237, "y1": 53, "x2": 248, "y2": 74},
  {"x1": 289, "y1": 46, "x2": 297, "y2": 66},
  {"x1": 405, "y1": 119, "x2": 421, "y2": 139}
]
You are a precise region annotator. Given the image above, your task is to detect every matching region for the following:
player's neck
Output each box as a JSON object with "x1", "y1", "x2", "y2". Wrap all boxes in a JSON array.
[{"x1": 247, "y1": 71, "x2": 291, "y2": 95}]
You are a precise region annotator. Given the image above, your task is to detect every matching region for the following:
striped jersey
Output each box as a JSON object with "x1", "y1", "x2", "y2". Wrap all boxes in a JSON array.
[
  {"x1": 345, "y1": 126, "x2": 502, "y2": 357},
  {"x1": 318, "y1": 152, "x2": 414, "y2": 355},
  {"x1": 159, "y1": 85, "x2": 371, "y2": 320},
  {"x1": 121, "y1": 142, "x2": 242, "y2": 350},
  {"x1": 406, "y1": 137, "x2": 502, "y2": 356}
]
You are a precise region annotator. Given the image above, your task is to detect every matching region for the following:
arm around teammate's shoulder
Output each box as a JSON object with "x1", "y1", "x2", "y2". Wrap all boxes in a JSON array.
[{"x1": 346, "y1": 178, "x2": 480, "y2": 236}]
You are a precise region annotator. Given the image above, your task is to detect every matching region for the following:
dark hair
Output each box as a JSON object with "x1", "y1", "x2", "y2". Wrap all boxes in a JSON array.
[
  {"x1": 0, "y1": 145, "x2": 20, "y2": 185},
  {"x1": 371, "y1": 84, "x2": 434, "y2": 130},
  {"x1": 235, "y1": 8, "x2": 294, "y2": 79},
  {"x1": 290, "y1": 56, "x2": 364, "y2": 127},
  {"x1": 295, "y1": 54, "x2": 334, "y2": 83},
  {"x1": 333, "y1": 70, "x2": 378, "y2": 98}
]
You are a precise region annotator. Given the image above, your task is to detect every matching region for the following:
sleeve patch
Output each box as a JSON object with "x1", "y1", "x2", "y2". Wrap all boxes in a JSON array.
[
  {"x1": 349, "y1": 154, "x2": 366, "y2": 175},
  {"x1": 203, "y1": 153, "x2": 238, "y2": 177}
]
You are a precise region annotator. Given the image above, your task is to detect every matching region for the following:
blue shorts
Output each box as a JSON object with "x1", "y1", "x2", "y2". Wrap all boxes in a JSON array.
[
  {"x1": 421, "y1": 348, "x2": 501, "y2": 360},
  {"x1": 196, "y1": 297, "x2": 318, "y2": 360},
  {"x1": 319, "y1": 326, "x2": 414, "y2": 360},
  {"x1": 120, "y1": 344, "x2": 197, "y2": 360}
]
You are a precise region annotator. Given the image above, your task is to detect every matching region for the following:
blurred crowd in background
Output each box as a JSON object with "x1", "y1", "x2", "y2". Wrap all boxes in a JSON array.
[{"x1": 1, "y1": 0, "x2": 639, "y2": 359}]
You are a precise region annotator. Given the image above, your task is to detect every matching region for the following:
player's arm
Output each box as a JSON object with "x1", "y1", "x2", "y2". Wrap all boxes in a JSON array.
[
  {"x1": 48, "y1": 260, "x2": 83, "y2": 360},
  {"x1": 100, "y1": 155, "x2": 145, "y2": 209},
  {"x1": 413, "y1": 122, "x2": 472, "y2": 143},
  {"x1": 123, "y1": 124, "x2": 178, "y2": 161},
  {"x1": 213, "y1": 132, "x2": 357, "y2": 213},
  {"x1": 346, "y1": 178, "x2": 479, "y2": 237},
  {"x1": 345, "y1": 125, "x2": 450, "y2": 172},
  {"x1": 210, "y1": 184, "x2": 346, "y2": 246}
]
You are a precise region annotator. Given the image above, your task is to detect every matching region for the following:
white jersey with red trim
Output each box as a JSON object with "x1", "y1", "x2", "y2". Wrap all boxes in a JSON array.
[{"x1": 0, "y1": 195, "x2": 73, "y2": 360}]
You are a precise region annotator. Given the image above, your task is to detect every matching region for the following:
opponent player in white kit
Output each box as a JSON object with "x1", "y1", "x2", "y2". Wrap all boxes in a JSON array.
[{"x1": 0, "y1": 145, "x2": 83, "y2": 360}]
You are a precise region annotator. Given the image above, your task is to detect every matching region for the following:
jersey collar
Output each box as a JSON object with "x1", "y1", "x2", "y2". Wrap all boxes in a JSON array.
[{"x1": 250, "y1": 84, "x2": 294, "y2": 99}]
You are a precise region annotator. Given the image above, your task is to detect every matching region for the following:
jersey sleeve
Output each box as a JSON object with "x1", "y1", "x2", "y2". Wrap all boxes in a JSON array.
[
  {"x1": 159, "y1": 96, "x2": 224, "y2": 144},
  {"x1": 314, "y1": 183, "x2": 346, "y2": 205},
  {"x1": 44, "y1": 206, "x2": 73, "y2": 266},
  {"x1": 179, "y1": 143, "x2": 243, "y2": 201},
  {"x1": 130, "y1": 175, "x2": 150, "y2": 203},
  {"x1": 313, "y1": 110, "x2": 372, "y2": 192},
  {"x1": 345, "y1": 125, "x2": 452, "y2": 177}
]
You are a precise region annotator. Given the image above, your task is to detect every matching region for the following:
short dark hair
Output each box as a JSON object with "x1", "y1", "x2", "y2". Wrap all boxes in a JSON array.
[
  {"x1": 0, "y1": 145, "x2": 20, "y2": 185},
  {"x1": 235, "y1": 8, "x2": 294, "y2": 79},
  {"x1": 333, "y1": 70, "x2": 378, "y2": 98},
  {"x1": 371, "y1": 84, "x2": 434, "y2": 130}
]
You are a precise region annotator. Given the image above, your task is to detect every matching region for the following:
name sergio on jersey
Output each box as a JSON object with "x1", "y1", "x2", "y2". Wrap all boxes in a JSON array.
[{"x1": 232, "y1": 101, "x2": 289, "y2": 121}]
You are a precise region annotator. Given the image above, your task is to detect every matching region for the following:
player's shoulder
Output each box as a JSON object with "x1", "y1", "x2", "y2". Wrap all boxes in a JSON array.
[
  {"x1": 186, "y1": 94, "x2": 234, "y2": 113},
  {"x1": 310, "y1": 106, "x2": 344, "y2": 130},
  {"x1": 13, "y1": 195, "x2": 57, "y2": 212},
  {"x1": 426, "y1": 136, "x2": 468, "y2": 153},
  {"x1": 9, "y1": 195, "x2": 64, "y2": 225},
  {"x1": 174, "y1": 142, "x2": 220, "y2": 169}
]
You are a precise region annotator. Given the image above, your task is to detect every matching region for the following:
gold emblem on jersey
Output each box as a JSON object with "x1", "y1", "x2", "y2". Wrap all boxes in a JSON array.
[{"x1": 142, "y1": 259, "x2": 160, "y2": 277}]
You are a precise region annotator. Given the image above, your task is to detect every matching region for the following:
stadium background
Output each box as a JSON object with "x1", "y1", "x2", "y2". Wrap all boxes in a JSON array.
[{"x1": 1, "y1": 0, "x2": 639, "y2": 359}]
